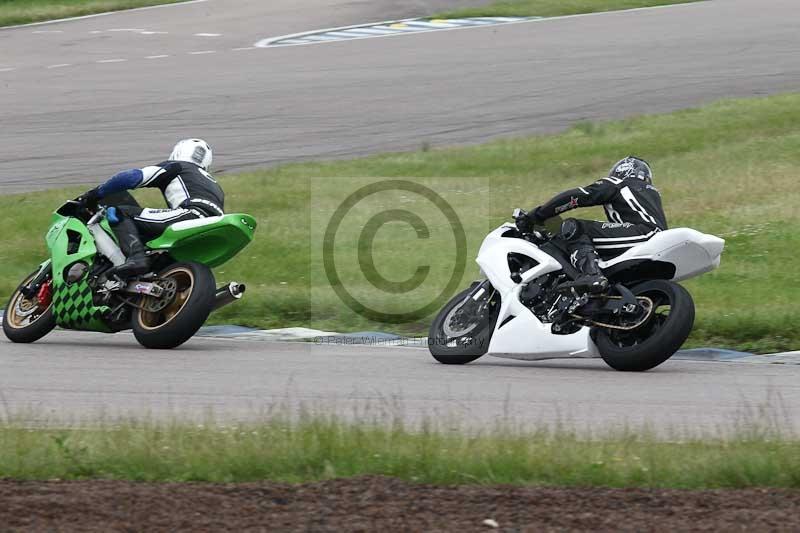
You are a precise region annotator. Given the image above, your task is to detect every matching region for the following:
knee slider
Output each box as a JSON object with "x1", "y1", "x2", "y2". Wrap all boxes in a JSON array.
[{"x1": 560, "y1": 218, "x2": 581, "y2": 241}]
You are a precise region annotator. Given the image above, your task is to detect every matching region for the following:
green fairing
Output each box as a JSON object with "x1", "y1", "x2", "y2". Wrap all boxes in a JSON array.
[
  {"x1": 41, "y1": 205, "x2": 256, "y2": 333},
  {"x1": 147, "y1": 214, "x2": 257, "y2": 268},
  {"x1": 46, "y1": 214, "x2": 111, "y2": 331}
]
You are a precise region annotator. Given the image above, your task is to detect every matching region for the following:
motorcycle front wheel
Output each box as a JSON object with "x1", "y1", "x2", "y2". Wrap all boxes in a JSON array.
[
  {"x1": 132, "y1": 262, "x2": 216, "y2": 349},
  {"x1": 2, "y1": 269, "x2": 56, "y2": 344},
  {"x1": 428, "y1": 285, "x2": 499, "y2": 365},
  {"x1": 593, "y1": 280, "x2": 695, "y2": 372}
]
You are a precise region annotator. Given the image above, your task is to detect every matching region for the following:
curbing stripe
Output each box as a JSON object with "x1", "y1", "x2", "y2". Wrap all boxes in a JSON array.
[
  {"x1": 255, "y1": 16, "x2": 538, "y2": 48},
  {"x1": 255, "y1": 2, "x2": 705, "y2": 49},
  {"x1": 0, "y1": 309, "x2": 792, "y2": 361},
  {"x1": 402, "y1": 21, "x2": 459, "y2": 28},
  {"x1": 671, "y1": 348, "x2": 754, "y2": 361},
  {"x1": 339, "y1": 28, "x2": 405, "y2": 35}
]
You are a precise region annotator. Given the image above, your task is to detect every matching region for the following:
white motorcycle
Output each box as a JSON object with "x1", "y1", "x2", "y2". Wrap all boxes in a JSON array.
[{"x1": 428, "y1": 210, "x2": 725, "y2": 371}]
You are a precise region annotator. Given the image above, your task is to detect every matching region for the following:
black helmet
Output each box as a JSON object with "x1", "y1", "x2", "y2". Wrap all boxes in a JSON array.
[{"x1": 609, "y1": 156, "x2": 653, "y2": 184}]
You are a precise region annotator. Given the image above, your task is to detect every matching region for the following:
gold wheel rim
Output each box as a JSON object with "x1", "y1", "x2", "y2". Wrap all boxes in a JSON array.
[
  {"x1": 6, "y1": 273, "x2": 51, "y2": 330},
  {"x1": 137, "y1": 267, "x2": 195, "y2": 331}
]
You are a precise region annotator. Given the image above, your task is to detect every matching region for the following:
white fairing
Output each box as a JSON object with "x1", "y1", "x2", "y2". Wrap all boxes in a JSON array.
[
  {"x1": 475, "y1": 224, "x2": 724, "y2": 361},
  {"x1": 599, "y1": 228, "x2": 725, "y2": 281}
]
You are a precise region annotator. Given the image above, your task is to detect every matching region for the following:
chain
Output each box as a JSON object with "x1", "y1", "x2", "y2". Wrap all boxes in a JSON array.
[{"x1": 572, "y1": 296, "x2": 655, "y2": 331}]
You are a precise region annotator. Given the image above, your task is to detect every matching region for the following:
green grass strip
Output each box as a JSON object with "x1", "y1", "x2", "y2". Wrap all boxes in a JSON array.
[
  {"x1": 435, "y1": 0, "x2": 703, "y2": 19},
  {"x1": 1, "y1": 417, "x2": 799, "y2": 487},
  {"x1": 0, "y1": 0, "x2": 188, "y2": 27},
  {"x1": 3, "y1": 93, "x2": 800, "y2": 353}
]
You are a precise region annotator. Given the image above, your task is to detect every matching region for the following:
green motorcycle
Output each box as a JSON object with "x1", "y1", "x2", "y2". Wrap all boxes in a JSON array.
[{"x1": 2, "y1": 199, "x2": 256, "y2": 349}]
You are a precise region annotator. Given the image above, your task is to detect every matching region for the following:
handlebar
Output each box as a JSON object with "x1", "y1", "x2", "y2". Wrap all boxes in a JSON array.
[
  {"x1": 511, "y1": 208, "x2": 562, "y2": 244},
  {"x1": 86, "y1": 206, "x2": 106, "y2": 226},
  {"x1": 57, "y1": 198, "x2": 104, "y2": 224}
]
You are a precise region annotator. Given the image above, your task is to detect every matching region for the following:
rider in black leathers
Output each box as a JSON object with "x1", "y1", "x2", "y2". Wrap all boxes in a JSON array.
[{"x1": 519, "y1": 156, "x2": 668, "y2": 293}]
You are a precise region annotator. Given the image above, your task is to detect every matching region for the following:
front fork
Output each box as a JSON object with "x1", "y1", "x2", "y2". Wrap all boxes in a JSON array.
[
  {"x1": 468, "y1": 280, "x2": 490, "y2": 301},
  {"x1": 462, "y1": 280, "x2": 496, "y2": 316},
  {"x1": 20, "y1": 260, "x2": 52, "y2": 298}
]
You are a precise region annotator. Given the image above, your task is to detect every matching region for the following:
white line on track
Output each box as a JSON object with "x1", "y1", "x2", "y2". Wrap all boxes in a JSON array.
[
  {"x1": 146, "y1": 54, "x2": 170, "y2": 59},
  {"x1": 96, "y1": 58, "x2": 127, "y2": 63},
  {"x1": 0, "y1": 68, "x2": 15, "y2": 72},
  {"x1": 194, "y1": 33, "x2": 221, "y2": 37},
  {"x1": 189, "y1": 50, "x2": 216, "y2": 55},
  {"x1": 232, "y1": 47, "x2": 256, "y2": 51},
  {"x1": 1, "y1": 0, "x2": 208, "y2": 30},
  {"x1": 47, "y1": 63, "x2": 72, "y2": 69},
  {"x1": 299, "y1": 35, "x2": 343, "y2": 42},
  {"x1": 32, "y1": 30, "x2": 63, "y2": 34}
]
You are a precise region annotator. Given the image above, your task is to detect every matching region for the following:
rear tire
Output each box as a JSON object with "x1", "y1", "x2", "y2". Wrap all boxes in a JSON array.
[
  {"x1": 2, "y1": 270, "x2": 56, "y2": 344},
  {"x1": 594, "y1": 280, "x2": 694, "y2": 372},
  {"x1": 132, "y1": 262, "x2": 215, "y2": 349},
  {"x1": 429, "y1": 285, "x2": 499, "y2": 365}
]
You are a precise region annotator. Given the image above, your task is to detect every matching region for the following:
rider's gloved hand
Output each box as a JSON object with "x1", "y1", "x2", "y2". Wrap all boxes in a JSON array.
[
  {"x1": 530, "y1": 206, "x2": 548, "y2": 225},
  {"x1": 76, "y1": 188, "x2": 101, "y2": 212},
  {"x1": 516, "y1": 207, "x2": 547, "y2": 233}
]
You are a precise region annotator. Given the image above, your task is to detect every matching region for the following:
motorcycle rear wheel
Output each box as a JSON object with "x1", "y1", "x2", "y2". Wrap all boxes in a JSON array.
[
  {"x1": 132, "y1": 262, "x2": 215, "y2": 349},
  {"x1": 2, "y1": 270, "x2": 56, "y2": 344},
  {"x1": 429, "y1": 285, "x2": 499, "y2": 365},
  {"x1": 594, "y1": 280, "x2": 694, "y2": 372}
]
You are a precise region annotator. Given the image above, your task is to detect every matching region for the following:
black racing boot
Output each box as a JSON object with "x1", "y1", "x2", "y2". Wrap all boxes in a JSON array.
[
  {"x1": 110, "y1": 218, "x2": 150, "y2": 278},
  {"x1": 562, "y1": 245, "x2": 609, "y2": 294}
]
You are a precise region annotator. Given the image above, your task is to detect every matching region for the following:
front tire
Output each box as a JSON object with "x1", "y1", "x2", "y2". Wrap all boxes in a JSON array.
[
  {"x1": 2, "y1": 270, "x2": 56, "y2": 344},
  {"x1": 429, "y1": 285, "x2": 499, "y2": 365},
  {"x1": 132, "y1": 262, "x2": 215, "y2": 349},
  {"x1": 594, "y1": 280, "x2": 695, "y2": 372}
]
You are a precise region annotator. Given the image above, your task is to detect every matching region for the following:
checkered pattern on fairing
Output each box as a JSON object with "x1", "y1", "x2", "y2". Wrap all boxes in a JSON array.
[{"x1": 52, "y1": 280, "x2": 109, "y2": 331}]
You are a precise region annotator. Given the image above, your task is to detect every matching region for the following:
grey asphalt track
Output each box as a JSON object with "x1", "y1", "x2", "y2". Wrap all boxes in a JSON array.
[
  {"x1": 2, "y1": 0, "x2": 800, "y2": 432},
  {"x1": 2, "y1": 330, "x2": 799, "y2": 433},
  {"x1": 1, "y1": 0, "x2": 799, "y2": 192}
]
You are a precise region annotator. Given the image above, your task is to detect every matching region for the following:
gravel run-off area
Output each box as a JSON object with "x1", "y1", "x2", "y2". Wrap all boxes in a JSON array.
[{"x1": 2, "y1": 476, "x2": 800, "y2": 531}]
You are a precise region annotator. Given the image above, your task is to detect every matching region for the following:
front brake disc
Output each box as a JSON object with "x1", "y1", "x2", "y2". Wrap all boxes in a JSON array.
[{"x1": 14, "y1": 297, "x2": 39, "y2": 318}]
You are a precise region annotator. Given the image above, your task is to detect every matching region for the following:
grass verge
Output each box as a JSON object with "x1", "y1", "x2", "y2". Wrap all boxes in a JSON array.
[
  {"x1": 2, "y1": 93, "x2": 799, "y2": 353},
  {"x1": 435, "y1": 0, "x2": 702, "y2": 19},
  {"x1": 0, "y1": 0, "x2": 187, "y2": 27},
  {"x1": 1, "y1": 416, "x2": 799, "y2": 487}
]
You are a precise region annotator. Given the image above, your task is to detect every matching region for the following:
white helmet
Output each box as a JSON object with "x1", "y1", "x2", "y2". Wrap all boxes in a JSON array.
[{"x1": 169, "y1": 138, "x2": 213, "y2": 170}]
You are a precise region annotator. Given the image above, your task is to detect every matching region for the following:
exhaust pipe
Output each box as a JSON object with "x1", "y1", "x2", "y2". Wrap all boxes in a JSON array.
[{"x1": 214, "y1": 282, "x2": 246, "y2": 310}]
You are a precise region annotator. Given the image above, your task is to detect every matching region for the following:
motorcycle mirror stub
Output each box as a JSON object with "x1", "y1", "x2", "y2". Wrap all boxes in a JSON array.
[{"x1": 65, "y1": 262, "x2": 89, "y2": 284}]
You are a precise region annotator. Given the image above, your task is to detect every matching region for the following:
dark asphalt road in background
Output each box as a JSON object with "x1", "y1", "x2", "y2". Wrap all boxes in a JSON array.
[{"x1": 1, "y1": 0, "x2": 798, "y2": 192}]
